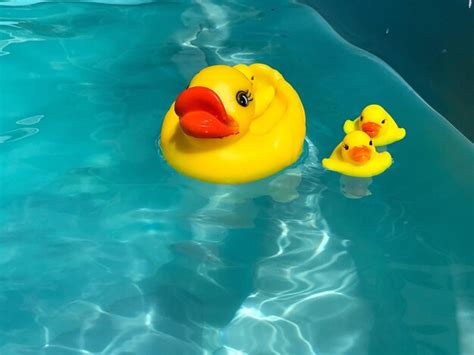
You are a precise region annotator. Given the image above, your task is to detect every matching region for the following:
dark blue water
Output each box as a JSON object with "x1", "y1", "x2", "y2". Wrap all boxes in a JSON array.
[
  {"x1": 0, "y1": 1, "x2": 473, "y2": 354},
  {"x1": 304, "y1": 0, "x2": 474, "y2": 140}
]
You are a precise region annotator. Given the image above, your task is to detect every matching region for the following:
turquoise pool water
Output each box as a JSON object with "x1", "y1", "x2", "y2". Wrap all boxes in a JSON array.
[{"x1": 0, "y1": 1, "x2": 473, "y2": 354}]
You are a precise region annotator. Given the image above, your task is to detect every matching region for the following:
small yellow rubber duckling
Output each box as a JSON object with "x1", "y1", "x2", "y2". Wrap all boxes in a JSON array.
[
  {"x1": 322, "y1": 131, "x2": 392, "y2": 177},
  {"x1": 343, "y1": 104, "x2": 406, "y2": 146}
]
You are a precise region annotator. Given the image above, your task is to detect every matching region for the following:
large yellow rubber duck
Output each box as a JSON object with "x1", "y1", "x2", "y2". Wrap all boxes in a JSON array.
[
  {"x1": 322, "y1": 131, "x2": 392, "y2": 177},
  {"x1": 343, "y1": 104, "x2": 406, "y2": 146},
  {"x1": 160, "y1": 64, "x2": 306, "y2": 184}
]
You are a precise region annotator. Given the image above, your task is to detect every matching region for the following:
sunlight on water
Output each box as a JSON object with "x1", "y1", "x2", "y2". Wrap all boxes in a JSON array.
[{"x1": 201, "y1": 140, "x2": 372, "y2": 355}]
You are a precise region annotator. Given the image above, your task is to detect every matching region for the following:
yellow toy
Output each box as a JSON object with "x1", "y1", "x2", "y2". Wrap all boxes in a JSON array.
[
  {"x1": 322, "y1": 131, "x2": 392, "y2": 177},
  {"x1": 343, "y1": 104, "x2": 406, "y2": 146},
  {"x1": 160, "y1": 64, "x2": 306, "y2": 184}
]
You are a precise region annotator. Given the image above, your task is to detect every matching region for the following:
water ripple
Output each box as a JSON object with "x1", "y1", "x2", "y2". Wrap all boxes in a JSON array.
[
  {"x1": 0, "y1": 127, "x2": 39, "y2": 143},
  {"x1": 195, "y1": 139, "x2": 372, "y2": 354},
  {"x1": 15, "y1": 114, "x2": 44, "y2": 125}
]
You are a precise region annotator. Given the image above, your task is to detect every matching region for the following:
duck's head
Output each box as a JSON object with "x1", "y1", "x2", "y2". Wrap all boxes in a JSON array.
[
  {"x1": 174, "y1": 65, "x2": 257, "y2": 139},
  {"x1": 340, "y1": 131, "x2": 376, "y2": 165},
  {"x1": 358, "y1": 104, "x2": 392, "y2": 138}
]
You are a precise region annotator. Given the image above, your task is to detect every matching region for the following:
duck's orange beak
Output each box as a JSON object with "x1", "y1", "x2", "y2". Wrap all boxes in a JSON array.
[
  {"x1": 175, "y1": 86, "x2": 239, "y2": 139},
  {"x1": 349, "y1": 146, "x2": 371, "y2": 164},
  {"x1": 361, "y1": 122, "x2": 381, "y2": 138}
]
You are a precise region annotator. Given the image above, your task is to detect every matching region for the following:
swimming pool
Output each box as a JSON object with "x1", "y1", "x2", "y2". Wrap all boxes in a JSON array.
[{"x1": 1, "y1": 1, "x2": 473, "y2": 354}]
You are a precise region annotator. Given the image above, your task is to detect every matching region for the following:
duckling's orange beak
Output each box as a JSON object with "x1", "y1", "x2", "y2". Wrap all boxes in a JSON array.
[
  {"x1": 175, "y1": 86, "x2": 239, "y2": 139},
  {"x1": 361, "y1": 122, "x2": 381, "y2": 138},
  {"x1": 349, "y1": 146, "x2": 371, "y2": 164}
]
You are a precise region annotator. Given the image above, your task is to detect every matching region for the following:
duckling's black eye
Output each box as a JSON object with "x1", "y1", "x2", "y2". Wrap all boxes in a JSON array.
[
  {"x1": 343, "y1": 144, "x2": 349, "y2": 150},
  {"x1": 236, "y1": 90, "x2": 252, "y2": 107},
  {"x1": 381, "y1": 119, "x2": 386, "y2": 124},
  {"x1": 369, "y1": 140, "x2": 373, "y2": 146},
  {"x1": 360, "y1": 115, "x2": 363, "y2": 121}
]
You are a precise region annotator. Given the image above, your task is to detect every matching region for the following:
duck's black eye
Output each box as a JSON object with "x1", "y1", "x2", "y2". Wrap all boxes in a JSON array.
[
  {"x1": 236, "y1": 90, "x2": 252, "y2": 107},
  {"x1": 343, "y1": 144, "x2": 349, "y2": 150},
  {"x1": 360, "y1": 115, "x2": 363, "y2": 121},
  {"x1": 369, "y1": 140, "x2": 373, "y2": 146},
  {"x1": 381, "y1": 119, "x2": 386, "y2": 124}
]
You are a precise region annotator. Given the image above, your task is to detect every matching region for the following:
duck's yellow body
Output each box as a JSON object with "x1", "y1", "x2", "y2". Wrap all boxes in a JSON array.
[
  {"x1": 160, "y1": 64, "x2": 306, "y2": 184},
  {"x1": 322, "y1": 131, "x2": 392, "y2": 177},
  {"x1": 343, "y1": 104, "x2": 406, "y2": 146}
]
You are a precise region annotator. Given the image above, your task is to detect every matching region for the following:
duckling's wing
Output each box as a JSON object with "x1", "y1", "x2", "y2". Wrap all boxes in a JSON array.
[
  {"x1": 376, "y1": 127, "x2": 406, "y2": 145},
  {"x1": 343, "y1": 119, "x2": 356, "y2": 134},
  {"x1": 370, "y1": 151, "x2": 393, "y2": 175},
  {"x1": 396, "y1": 127, "x2": 406, "y2": 140}
]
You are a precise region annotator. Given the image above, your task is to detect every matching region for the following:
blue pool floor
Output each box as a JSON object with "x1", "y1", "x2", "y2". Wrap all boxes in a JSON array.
[{"x1": 0, "y1": 1, "x2": 473, "y2": 354}]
